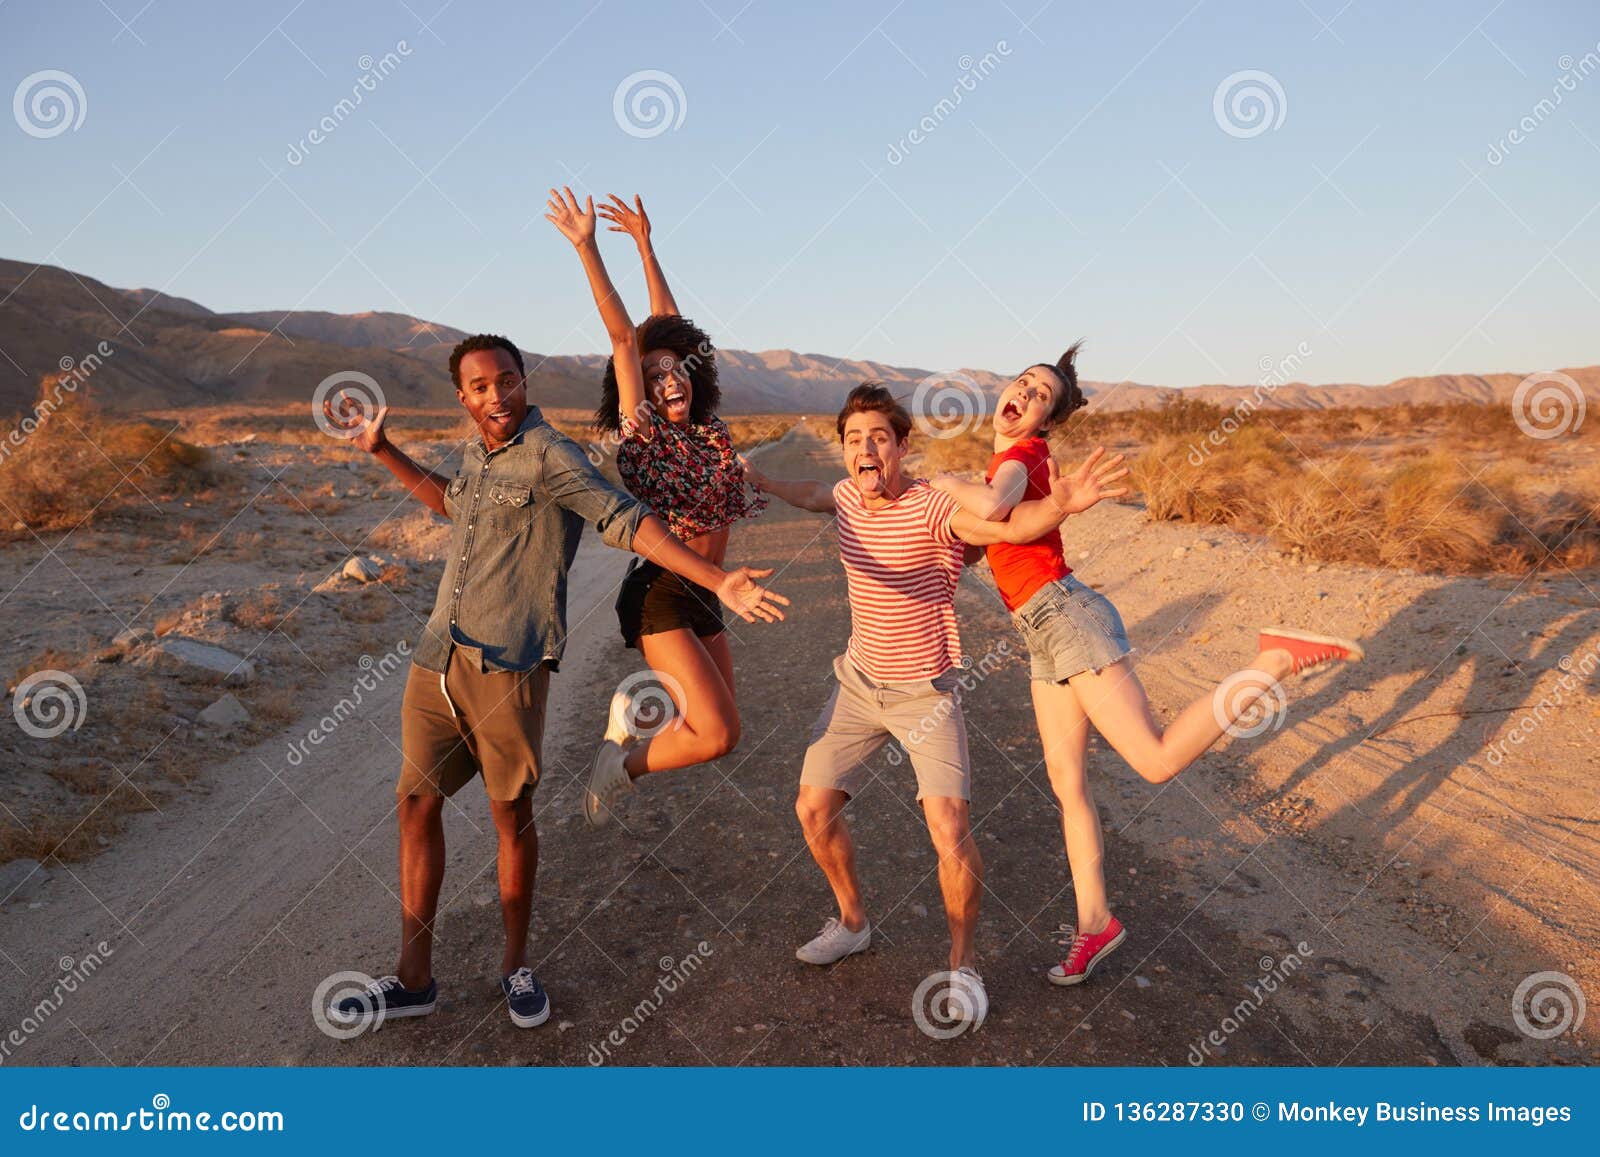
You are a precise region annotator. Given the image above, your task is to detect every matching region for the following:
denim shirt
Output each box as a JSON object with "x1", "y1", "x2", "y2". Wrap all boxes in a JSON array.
[{"x1": 412, "y1": 407, "x2": 651, "y2": 674}]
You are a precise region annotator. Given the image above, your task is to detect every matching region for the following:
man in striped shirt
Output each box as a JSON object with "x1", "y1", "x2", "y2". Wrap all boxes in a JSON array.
[{"x1": 747, "y1": 383, "x2": 1110, "y2": 1026}]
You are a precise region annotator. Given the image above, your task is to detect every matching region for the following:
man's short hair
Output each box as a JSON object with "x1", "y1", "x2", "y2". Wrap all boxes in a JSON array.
[
  {"x1": 449, "y1": 334, "x2": 525, "y2": 389},
  {"x1": 835, "y1": 381, "x2": 912, "y2": 442}
]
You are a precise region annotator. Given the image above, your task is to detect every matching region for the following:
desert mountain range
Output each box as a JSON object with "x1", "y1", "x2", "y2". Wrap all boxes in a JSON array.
[{"x1": 3, "y1": 257, "x2": 1595, "y2": 418}]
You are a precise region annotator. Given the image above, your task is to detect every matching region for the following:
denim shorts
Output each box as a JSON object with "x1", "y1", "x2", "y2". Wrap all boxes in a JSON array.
[{"x1": 1011, "y1": 574, "x2": 1134, "y2": 683}]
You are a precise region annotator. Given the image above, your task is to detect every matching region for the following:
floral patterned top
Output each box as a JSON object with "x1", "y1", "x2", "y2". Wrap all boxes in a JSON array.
[{"x1": 617, "y1": 405, "x2": 767, "y2": 541}]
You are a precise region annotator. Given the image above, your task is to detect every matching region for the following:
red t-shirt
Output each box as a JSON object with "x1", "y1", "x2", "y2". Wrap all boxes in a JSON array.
[{"x1": 984, "y1": 437, "x2": 1070, "y2": 611}]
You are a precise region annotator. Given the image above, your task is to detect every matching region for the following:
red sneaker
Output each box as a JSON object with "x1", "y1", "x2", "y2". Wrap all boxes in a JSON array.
[
  {"x1": 1259, "y1": 627, "x2": 1364, "y2": 675},
  {"x1": 1048, "y1": 915, "x2": 1126, "y2": 986}
]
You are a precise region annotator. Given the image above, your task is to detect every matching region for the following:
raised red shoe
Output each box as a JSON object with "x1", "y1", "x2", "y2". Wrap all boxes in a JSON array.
[
  {"x1": 1048, "y1": 915, "x2": 1126, "y2": 987},
  {"x1": 1259, "y1": 627, "x2": 1364, "y2": 675}
]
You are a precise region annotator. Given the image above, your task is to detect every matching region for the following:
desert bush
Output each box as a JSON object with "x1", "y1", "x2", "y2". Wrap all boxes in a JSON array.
[
  {"x1": 3, "y1": 382, "x2": 213, "y2": 529},
  {"x1": 1135, "y1": 438, "x2": 1599, "y2": 574}
]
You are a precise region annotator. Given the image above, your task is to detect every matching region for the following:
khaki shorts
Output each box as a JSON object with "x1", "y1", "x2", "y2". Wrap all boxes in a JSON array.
[
  {"x1": 398, "y1": 650, "x2": 549, "y2": 802},
  {"x1": 799, "y1": 654, "x2": 971, "y2": 802}
]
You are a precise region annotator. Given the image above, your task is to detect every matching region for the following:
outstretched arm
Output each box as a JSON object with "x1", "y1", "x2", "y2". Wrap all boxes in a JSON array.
[
  {"x1": 546, "y1": 187, "x2": 647, "y2": 426},
  {"x1": 951, "y1": 448, "x2": 1129, "y2": 546},
  {"x1": 598, "y1": 194, "x2": 680, "y2": 317},
  {"x1": 630, "y1": 517, "x2": 789, "y2": 623},
  {"x1": 930, "y1": 459, "x2": 1027, "y2": 521},
  {"x1": 740, "y1": 456, "x2": 836, "y2": 513},
  {"x1": 344, "y1": 403, "x2": 451, "y2": 518},
  {"x1": 540, "y1": 434, "x2": 790, "y2": 623}
]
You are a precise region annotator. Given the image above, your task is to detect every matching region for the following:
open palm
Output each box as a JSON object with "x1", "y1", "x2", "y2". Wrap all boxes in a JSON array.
[
  {"x1": 715, "y1": 566, "x2": 790, "y2": 624},
  {"x1": 544, "y1": 186, "x2": 596, "y2": 247},
  {"x1": 1049, "y1": 447, "x2": 1130, "y2": 515}
]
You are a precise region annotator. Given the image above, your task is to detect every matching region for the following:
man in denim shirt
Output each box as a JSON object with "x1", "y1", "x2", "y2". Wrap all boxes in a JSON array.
[{"x1": 332, "y1": 334, "x2": 786, "y2": 1031}]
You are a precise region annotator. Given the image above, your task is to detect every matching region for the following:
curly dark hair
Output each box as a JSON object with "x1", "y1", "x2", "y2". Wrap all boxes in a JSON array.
[
  {"x1": 1026, "y1": 338, "x2": 1086, "y2": 426},
  {"x1": 594, "y1": 314, "x2": 721, "y2": 433},
  {"x1": 449, "y1": 333, "x2": 525, "y2": 389}
]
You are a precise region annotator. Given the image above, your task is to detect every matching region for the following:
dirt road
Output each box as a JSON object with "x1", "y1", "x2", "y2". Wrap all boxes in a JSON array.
[{"x1": 3, "y1": 423, "x2": 1594, "y2": 1066}]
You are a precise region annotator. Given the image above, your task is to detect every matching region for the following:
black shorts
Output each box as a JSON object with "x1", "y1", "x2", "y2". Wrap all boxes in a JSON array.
[{"x1": 616, "y1": 559, "x2": 725, "y2": 649}]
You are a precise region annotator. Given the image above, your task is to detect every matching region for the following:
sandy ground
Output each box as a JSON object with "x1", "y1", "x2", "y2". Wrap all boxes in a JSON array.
[{"x1": 1, "y1": 423, "x2": 1596, "y2": 1067}]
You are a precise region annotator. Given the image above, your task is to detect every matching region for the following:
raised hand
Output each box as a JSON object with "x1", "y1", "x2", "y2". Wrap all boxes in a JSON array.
[
  {"x1": 339, "y1": 398, "x2": 388, "y2": 454},
  {"x1": 544, "y1": 186, "x2": 597, "y2": 247},
  {"x1": 715, "y1": 566, "x2": 791, "y2": 624},
  {"x1": 1048, "y1": 447, "x2": 1130, "y2": 515},
  {"x1": 597, "y1": 193, "x2": 652, "y2": 247}
]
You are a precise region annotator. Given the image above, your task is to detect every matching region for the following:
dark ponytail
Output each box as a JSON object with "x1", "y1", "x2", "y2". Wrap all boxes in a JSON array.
[{"x1": 1030, "y1": 338, "x2": 1086, "y2": 425}]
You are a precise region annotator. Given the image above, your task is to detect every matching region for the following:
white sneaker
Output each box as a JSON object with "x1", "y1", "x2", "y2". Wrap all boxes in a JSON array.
[
  {"x1": 584, "y1": 740, "x2": 634, "y2": 828},
  {"x1": 604, "y1": 689, "x2": 634, "y2": 745},
  {"x1": 948, "y1": 965, "x2": 989, "y2": 1029},
  {"x1": 795, "y1": 917, "x2": 871, "y2": 965}
]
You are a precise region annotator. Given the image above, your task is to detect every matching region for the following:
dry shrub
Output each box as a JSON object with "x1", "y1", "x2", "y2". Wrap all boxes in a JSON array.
[
  {"x1": 4, "y1": 381, "x2": 213, "y2": 529},
  {"x1": 11, "y1": 648, "x2": 81, "y2": 691},
  {"x1": 723, "y1": 414, "x2": 800, "y2": 451},
  {"x1": 1136, "y1": 438, "x2": 1600, "y2": 574},
  {"x1": 338, "y1": 587, "x2": 392, "y2": 623},
  {"x1": 917, "y1": 427, "x2": 994, "y2": 475},
  {"x1": 1133, "y1": 427, "x2": 1294, "y2": 528},
  {"x1": 226, "y1": 590, "x2": 284, "y2": 632}
]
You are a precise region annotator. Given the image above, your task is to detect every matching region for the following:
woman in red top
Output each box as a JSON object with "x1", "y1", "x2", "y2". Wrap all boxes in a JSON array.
[
  {"x1": 932, "y1": 342, "x2": 1364, "y2": 987},
  {"x1": 547, "y1": 190, "x2": 773, "y2": 828}
]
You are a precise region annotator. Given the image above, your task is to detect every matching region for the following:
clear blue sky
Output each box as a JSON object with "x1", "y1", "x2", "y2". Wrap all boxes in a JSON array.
[{"x1": 2, "y1": 0, "x2": 1596, "y2": 386}]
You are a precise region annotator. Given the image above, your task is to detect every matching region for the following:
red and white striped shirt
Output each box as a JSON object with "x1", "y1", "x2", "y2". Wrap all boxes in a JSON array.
[{"x1": 832, "y1": 478, "x2": 964, "y2": 682}]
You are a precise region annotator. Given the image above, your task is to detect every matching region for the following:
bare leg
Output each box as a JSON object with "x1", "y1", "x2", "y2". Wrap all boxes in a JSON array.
[
  {"x1": 794, "y1": 785, "x2": 867, "y2": 931},
  {"x1": 1030, "y1": 679, "x2": 1112, "y2": 934},
  {"x1": 1067, "y1": 650, "x2": 1295, "y2": 785},
  {"x1": 922, "y1": 796, "x2": 983, "y2": 970},
  {"x1": 489, "y1": 794, "x2": 538, "y2": 977},
  {"x1": 396, "y1": 793, "x2": 445, "y2": 990},
  {"x1": 625, "y1": 629, "x2": 740, "y2": 775}
]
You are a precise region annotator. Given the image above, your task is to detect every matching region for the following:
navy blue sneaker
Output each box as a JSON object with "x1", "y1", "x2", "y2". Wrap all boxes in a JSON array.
[
  {"x1": 501, "y1": 967, "x2": 550, "y2": 1028},
  {"x1": 333, "y1": 975, "x2": 437, "y2": 1026}
]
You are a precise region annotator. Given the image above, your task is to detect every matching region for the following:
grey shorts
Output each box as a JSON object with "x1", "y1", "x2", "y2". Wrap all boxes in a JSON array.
[
  {"x1": 1012, "y1": 574, "x2": 1134, "y2": 683},
  {"x1": 799, "y1": 654, "x2": 972, "y2": 801}
]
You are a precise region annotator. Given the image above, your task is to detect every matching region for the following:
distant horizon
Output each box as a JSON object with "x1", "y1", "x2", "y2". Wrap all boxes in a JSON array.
[
  {"x1": 85, "y1": 258, "x2": 1591, "y2": 394},
  {"x1": 3, "y1": 3, "x2": 1598, "y2": 391}
]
